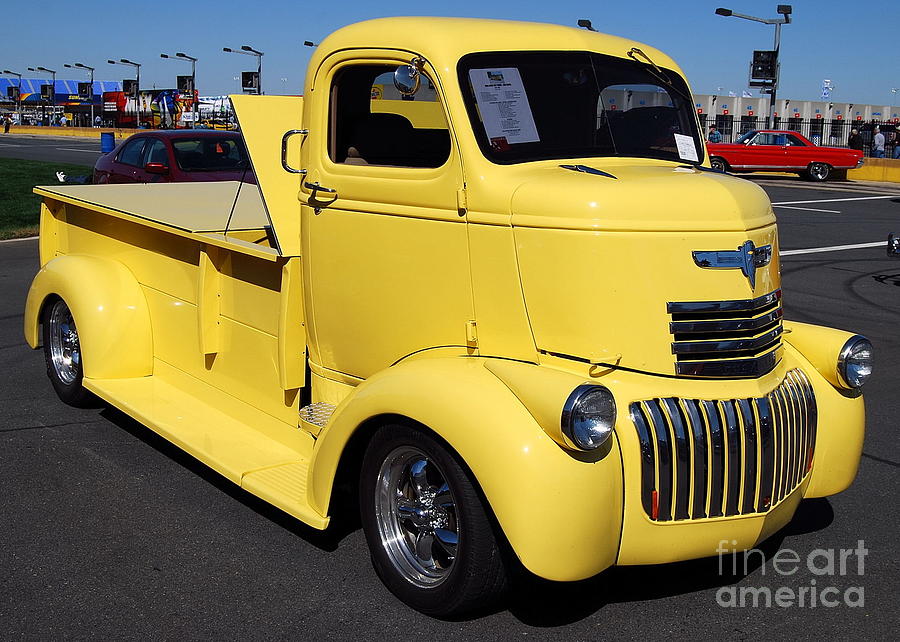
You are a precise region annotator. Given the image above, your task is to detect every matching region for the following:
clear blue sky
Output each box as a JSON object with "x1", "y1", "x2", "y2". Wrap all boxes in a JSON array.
[{"x1": 4, "y1": 0, "x2": 897, "y2": 105}]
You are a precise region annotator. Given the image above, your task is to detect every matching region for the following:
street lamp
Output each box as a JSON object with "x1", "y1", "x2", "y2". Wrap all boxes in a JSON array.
[
  {"x1": 1, "y1": 69, "x2": 22, "y2": 125},
  {"x1": 161, "y1": 52, "x2": 198, "y2": 128},
  {"x1": 109, "y1": 58, "x2": 141, "y2": 127},
  {"x1": 28, "y1": 66, "x2": 56, "y2": 125},
  {"x1": 715, "y1": 5, "x2": 792, "y2": 128},
  {"x1": 65, "y1": 63, "x2": 95, "y2": 127},
  {"x1": 223, "y1": 45, "x2": 264, "y2": 95}
]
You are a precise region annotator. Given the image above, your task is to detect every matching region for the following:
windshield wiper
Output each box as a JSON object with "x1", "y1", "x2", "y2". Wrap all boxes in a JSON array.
[{"x1": 625, "y1": 47, "x2": 692, "y2": 103}]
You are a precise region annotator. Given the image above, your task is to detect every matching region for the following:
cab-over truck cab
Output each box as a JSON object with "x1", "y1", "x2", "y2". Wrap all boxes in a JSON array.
[{"x1": 24, "y1": 18, "x2": 871, "y2": 616}]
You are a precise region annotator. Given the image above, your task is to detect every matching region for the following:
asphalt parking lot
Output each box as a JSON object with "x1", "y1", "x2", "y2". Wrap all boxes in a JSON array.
[
  {"x1": 0, "y1": 134, "x2": 104, "y2": 165},
  {"x1": 1, "y1": 176, "x2": 898, "y2": 639}
]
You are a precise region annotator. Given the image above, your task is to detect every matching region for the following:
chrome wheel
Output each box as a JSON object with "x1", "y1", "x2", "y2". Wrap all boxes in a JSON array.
[
  {"x1": 48, "y1": 299, "x2": 81, "y2": 385},
  {"x1": 710, "y1": 157, "x2": 727, "y2": 172},
  {"x1": 375, "y1": 446, "x2": 459, "y2": 588},
  {"x1": 808, "y1": 162, "x2": 830, "y2": 181}
]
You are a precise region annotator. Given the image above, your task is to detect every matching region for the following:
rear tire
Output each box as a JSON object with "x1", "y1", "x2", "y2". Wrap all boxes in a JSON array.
[
  {"x1": 805, "y1": 162, "x2": 831, "y2": 181},
  {"x1": 41, "y1": 297, "x2": 93, "y2": 407},
  {"x1": 359, "y1": 423, "x2": 508, "y2": 617}
]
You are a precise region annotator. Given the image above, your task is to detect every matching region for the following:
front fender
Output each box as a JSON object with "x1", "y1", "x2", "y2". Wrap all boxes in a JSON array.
[
  {"x1": 24, "y1": 254, "x2": 153, "y2": 379},
  {"x1": 309, "y1": 357, "x2": 623, "y2": 582}
]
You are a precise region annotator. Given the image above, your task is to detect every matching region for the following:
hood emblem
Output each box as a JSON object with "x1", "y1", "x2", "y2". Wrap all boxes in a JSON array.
[{"x1": 692, "y1": 240, "x2": 772, "y2": 288}]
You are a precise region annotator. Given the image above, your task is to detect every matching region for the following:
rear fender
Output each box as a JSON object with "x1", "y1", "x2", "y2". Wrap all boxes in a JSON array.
[
  {"x1": 24, "y1": 254, "x2": 153, "y2": 379},
  {"x1": 309, "y1": 357, "x2": 624, "y2": 581}
]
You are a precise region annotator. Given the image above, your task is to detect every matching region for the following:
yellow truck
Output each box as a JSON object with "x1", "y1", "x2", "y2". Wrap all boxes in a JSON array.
[{"x1": 23, "y1": 18, "x2": 871, "y2": 616}]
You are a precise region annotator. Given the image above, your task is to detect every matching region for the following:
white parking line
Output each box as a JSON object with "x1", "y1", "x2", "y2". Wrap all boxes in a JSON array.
[
  {"x1": 770, "y1": 195, "x2": 898, "y2": 205},
  {"x1": 0, "y1": 236, "x2": 38, "y2": 244},
  {"x1": 781, "y1": 241, "x2": 886, "y2": 256},
  {"x1": 774, "y1": 205, "x2": 841, "y2": 213},
  {"x1": 55, "y1": 148, "x2": 101, "y2": 153}
]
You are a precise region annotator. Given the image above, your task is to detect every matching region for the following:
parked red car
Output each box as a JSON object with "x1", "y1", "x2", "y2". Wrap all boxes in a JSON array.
[
  {"x1": 93, "y1": 130, "x2": 255, "y2": 184},
  {"x1": 707, "y1": 129, "x2": 863, "y2": 181}
]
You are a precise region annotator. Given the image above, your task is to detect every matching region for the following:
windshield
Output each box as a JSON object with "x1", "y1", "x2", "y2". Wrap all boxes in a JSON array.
[
  {"x1": 458, "y1": 51, "x2": 703, "y2": 165},
  {"x1": 735, "y1": 130, "x2": 758, "y2": 144},
  {"x1": 172, "y1": 137, "x2": 249, "y2": 172}
]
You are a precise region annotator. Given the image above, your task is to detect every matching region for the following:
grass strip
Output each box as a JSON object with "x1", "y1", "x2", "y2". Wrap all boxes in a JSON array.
[{"x1": 0, "y1": 158, "x2": 92, "y2": 239}]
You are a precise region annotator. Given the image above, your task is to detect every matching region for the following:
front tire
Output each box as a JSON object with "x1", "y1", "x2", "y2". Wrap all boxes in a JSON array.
[
  {"x1": 710, "y1": 157, "x2": 728, "y2": 172},
  {"x1": 805, "y1": 162, "x2": 831, "y2": 181},
  {"x1": 42, "y1": 297, "x2": 93, "y2": 407},
  {"x1": 359, "y1": 423, "x2": 508, "y2": 617}
]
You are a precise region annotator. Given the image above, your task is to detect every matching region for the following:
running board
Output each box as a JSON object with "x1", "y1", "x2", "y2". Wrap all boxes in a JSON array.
[{"x1": 84, "y1": 365, "x2": 329, "y2": 529}]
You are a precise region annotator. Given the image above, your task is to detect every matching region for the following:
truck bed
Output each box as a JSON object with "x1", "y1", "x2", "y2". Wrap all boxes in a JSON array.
[{"x1": 34, "y1": 182, "x2": 278, "y2": 259}]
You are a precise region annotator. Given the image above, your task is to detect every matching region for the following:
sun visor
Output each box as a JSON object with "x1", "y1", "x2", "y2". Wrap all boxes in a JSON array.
[{"x1": 230, "y1": 94, "x2": 305, "y2": 256}]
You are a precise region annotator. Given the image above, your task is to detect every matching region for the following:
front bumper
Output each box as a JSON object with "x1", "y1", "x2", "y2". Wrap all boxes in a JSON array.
[{"x1": 596, "y1": 341, "x2": 864, "y2": 567}]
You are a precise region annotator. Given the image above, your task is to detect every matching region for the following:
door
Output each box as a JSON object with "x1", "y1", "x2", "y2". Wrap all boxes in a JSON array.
[
  {"x1": 108, "y1": 136, "x2": 146, "y2": 183},
  {"x1": 301, "y1": 53, "x2": 473, "y2": 379},
  {"x1": 743, "y1": 132, "x2": 788, "y2": 169},
  {"x1": 133, "y1": 136, "x2": 171, "y2": 183}
]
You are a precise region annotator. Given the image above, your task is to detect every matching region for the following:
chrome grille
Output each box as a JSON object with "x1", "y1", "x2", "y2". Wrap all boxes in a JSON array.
[
  {"x1": 668, "y1": 290, "x2": 783, "y2": 378},
  {"x1": 629, "y1": 369, "x2": 816, "y2": 522}
]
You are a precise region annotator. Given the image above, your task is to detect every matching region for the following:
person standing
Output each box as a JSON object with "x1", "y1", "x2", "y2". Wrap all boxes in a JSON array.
[
  {"x1": 59, "y1": 114, "x2": 68, "y2": 127},
  {"x1": 847, "y1": 128, "x2": 863, "y2": 150},
  {"x1": 3, "y1": 114, "x2": 11, "y2": 134},
  {"x1": 872, "y1": 126, "x2": 885, "y2": 158},
  {"x1": 708, "y1": 125, "x2": 723, "y2": 143},
  {"x1": 94, "y1": 115, "x2": 102, "y2": 127}
]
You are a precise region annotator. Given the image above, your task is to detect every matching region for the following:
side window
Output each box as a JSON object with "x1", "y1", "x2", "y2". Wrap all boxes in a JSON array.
[
  {"x1": 142, "y1": 139, "x2": 169, "y2": 166},
  {"x1": 786, "y1": 134, "x2": 807, "y2": 146},
  {"x1": 754, "y1": 133, "x2": 775, "y2": 145},
  {"x1": 329, "y1": 65, "x2": 450, "y2": 168},
  {"x1": 117, "y1": 138, "x2": 147, "y2": 166}
]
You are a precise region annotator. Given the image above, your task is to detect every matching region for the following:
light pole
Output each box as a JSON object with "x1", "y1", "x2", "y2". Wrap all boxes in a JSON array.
[
  {"x1": 65, "y1": 63, "x2": 95, "y2": 127},
  {"x1": 1, "y1": 69, "x2": 22, "y2": 125},
  {"x1": 223, "y1": 45, "x2": 264, "y2": 95},
  {"x1": 715, "y1": 5, "x2": 792, "y2": 128},
  {"x1": 28, "y1": 66, "x2": 56, "y2": 125},
  {"x1": 161, "y1": 52, "x2": 198, "y2": 128},
  {"x1": 109, "y1": 58, "x2": 141, "y2": 127}
]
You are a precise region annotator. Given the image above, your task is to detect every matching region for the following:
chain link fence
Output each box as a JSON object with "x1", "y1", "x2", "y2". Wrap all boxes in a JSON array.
[{"x1": 699, "y1": 114, "x2": 900, "y2": 158}]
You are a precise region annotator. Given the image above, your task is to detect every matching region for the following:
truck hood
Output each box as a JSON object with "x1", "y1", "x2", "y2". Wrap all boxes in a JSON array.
[
  {"x1": 509, "y1": 163, "x2": 774, "y2": 232},
  {"x1": 507, "y1": 161, "x2": 782, "y2": 378}
]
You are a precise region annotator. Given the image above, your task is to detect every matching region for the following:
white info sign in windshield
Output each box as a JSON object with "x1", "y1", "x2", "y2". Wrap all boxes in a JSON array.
[{"x1": 468, "y1": 68, "x2": 540, "y2": 148}]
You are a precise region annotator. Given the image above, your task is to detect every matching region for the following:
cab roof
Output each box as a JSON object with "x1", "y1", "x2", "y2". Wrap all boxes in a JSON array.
[{"x1": 307, "y1": 17, "x2": 683, "y2": 88}]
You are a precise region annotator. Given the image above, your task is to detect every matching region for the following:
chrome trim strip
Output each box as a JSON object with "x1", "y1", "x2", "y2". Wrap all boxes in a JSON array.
[
  {"x1": 775, "y1": 387, "x2": 791, "y2": 501},
  {"x1": 683, "y1": 399, "x2": 709, "y2": 519},
  {"x1": 786, "y1": 377, "x2": 804, "y2": 490},
  {"x1": 662, "y1": 398, "x2": 691, "y2": 521},
  {"x1": 737, "y1": 398, "x2": 758, "y2": 515},
  {"x1": 630, "y1": 403, "x2": 657, "y2": 519},
  {"x1": 672, "y1": 326, "x2": 783, "y2": 355},
  {"x1": 670, "y1": 308, "x2": 783, "y2": 335},
  {"x1": 667, "y1": 290, "x2": 780, "y2": 315},
  {"x1": 674, "y1": 348, "x2": 779, "y2": 378},
  {"x1": 703, "y1": 400, "x2": 726, "y2": 518},
  {"x1": 645, "y1": 400, "x2": 673, "y2": 522},
  {"x1": 722, "y1": 401, "x2": 742, "y2": 516},
  {"x1": 756, "y1": 396, "x2": 775, "y2": 512}
]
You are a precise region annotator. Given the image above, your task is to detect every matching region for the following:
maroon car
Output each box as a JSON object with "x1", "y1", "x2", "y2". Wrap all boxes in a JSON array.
[
  {"x1": 93, "y1": 130, "x2": 255, "y2": 184},
  {"x1": 707, "y1": 129, "x2": 863, "y2": 181}
]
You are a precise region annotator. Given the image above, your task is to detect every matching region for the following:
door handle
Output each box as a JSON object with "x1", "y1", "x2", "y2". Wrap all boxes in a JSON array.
[
  {"x1": 281, "y1": 129, "x2": 309, "y2": 174},
  {"x1": 303, "y1": 180, "x2": 337, "y2": 196}
]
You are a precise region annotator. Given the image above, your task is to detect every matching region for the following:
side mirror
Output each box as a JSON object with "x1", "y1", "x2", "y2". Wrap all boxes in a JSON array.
[
  {"x1": 145, "y1": 162, "x2": 169, "y2": 175},
  {"x1": 393, "y1": 64, "x2": 420, "y2": 97},
  {"x1": 888, "y1": 233, "x2": 900, "y2": 258}
]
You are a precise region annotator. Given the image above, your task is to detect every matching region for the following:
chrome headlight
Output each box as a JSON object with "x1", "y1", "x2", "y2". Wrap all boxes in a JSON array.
[
  {"x1": 837, "y1": 335, "x2": 873, "y2": 389},
  {"x1": 561, "y1": 385, "x2": 616, "y2": 450}
]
